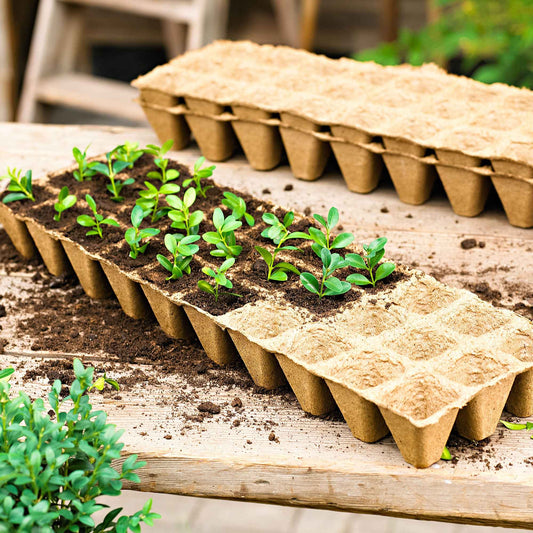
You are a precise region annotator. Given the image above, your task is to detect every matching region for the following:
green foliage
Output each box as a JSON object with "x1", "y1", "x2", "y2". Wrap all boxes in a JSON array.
[
  {"x1": 300, "y1": 248, "x2": 351, "y2": 299},
  {"x1": 77, "y1": 194, "x2": 120, "y2": 238},
  {"x1": 299, "y1": 207, "x2": 354, "y2": 257},
  {"x1": 202, "y1": 207, "x2": 242, "y2": 260},
  {"x1": 54, "y1": 187, "x2": 77, "y2": 222},
  {"x1": 0, "y1": 359, "x2": 160, "y2": 532},
  {"x1": 144, "y1": 141, "x2": 180, "y2": 184},
  {"x1": 254, "y1": 211, "x2": 306, "y2": 281},
  {"x1": 355, "y1": 0, "x2": 533, "y2": 88},
  {"x1": 124, "y1": 205, "x2": 160, "y2": 259},
  {"x1": 72, "y1": 146, "x2": 98, "y2": 182},
  {"x1": 92, "y1": 152, "x2": 133, "y2": 202},
  {"x1": 500, "y1": 419, "x2": 533, "y2": 438},
  {"x1": 441, "y1": 446, "x2": 453, "y2": 461},
  {"x1": 221, "y1": 191, "x2": 255, "y2": 227},
  {"x1": 114, "y1": 142, "x2": 143, "y2": 169},
  {"x1": 345, "y1": 237, "x2": 395, "y2": 287},
  {"x1": 197, "y1": 258, "x2": 241, "y2": 302},
  {"x1": 136, "y1": 181, "x2": 180, "y2": 223},
  {"x1": 167, "y1": 189, "x2": 204, "y2": 237},
  {"x1": 182, "y1": 157, "x2": 215, "y2": 198},
  {"x1": 156, "y1": 234, "x2": 199, "y2": 281},
  {"x1": 1, "y1": 168, "x2": 35, "y2": 203}
]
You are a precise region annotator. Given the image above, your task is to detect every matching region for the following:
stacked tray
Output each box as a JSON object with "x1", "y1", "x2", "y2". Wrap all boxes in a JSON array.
[
  {"x1": 132, "y1": 41, "x2": 533, "y2": 228},
  {"x1": 1, "y1": 156, "x2": 532, "y2": 469}
]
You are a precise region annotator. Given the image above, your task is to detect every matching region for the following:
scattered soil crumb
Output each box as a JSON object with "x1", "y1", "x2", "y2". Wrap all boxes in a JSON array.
[
  {"x1": 268, "y1": 431, "x2": 278, "y2": 443},
  {"x1": 197, "y1": 401, "x2": 221, "y2": 414},
  {"x1": 163, "y1": 434, "x2": 172, "y2": 440},
  {"x1": 380, "y1": 207, "x2": 389, "y2": 213},
  {"x1": 231, "y1": 397, "x2": 243, "y2": 409},
  {"x1": 303, "y1": 207, "x2": 311, "y2": 216},
  {"x1": 262, "y1": 188, "x2": 271, "y2": 195},
  {"x1": 232, "y1": 420, "x2": 241, "y2": 427},
  {"x1": 405, "y1": 213, "x2": 413, "y2": 219},
  {"x1": 283, "y1": 184, "x2": 293, "y2": 191},
  {"x1": 460, "y1": 238, "x2": 478, "y2": 250}
]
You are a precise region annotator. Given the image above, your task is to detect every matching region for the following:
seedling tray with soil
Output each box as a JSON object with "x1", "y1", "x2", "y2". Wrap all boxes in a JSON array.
[
  {"x1": 132, "y1": 41, "x2": 533, "y2": 228},
  {"x1": 1, "y1": 149, "x2": 532, "y2": 469}
]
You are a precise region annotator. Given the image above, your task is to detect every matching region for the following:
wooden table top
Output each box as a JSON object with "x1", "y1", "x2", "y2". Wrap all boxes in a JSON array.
[{"x1": 0, "y1": 123, "x2": 532, "y2": 529}]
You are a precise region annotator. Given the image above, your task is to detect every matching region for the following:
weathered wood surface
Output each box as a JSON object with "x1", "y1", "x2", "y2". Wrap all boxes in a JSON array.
[{"x1": 0, "y1": 123, "x2": 532, "y2": 529}]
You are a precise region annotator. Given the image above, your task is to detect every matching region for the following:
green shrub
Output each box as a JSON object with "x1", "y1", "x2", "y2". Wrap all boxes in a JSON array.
[{"x1": 0, "y1": 362, "x2": 160, "y2": 532}]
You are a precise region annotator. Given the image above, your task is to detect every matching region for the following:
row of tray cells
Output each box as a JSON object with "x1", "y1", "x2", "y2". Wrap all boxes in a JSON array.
[
  {"x1": 2, "y1": 208, "x2": 531, "y2": 468},
  {"x1": 141, "y1": 96, "x2": 533, "y2": 228}
]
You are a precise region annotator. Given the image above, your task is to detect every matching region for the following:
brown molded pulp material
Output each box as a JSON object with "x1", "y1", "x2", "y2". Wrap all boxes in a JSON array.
[
  {"x1": 0, "y1": 203, "x2": 36, "y2": 259},
  {"x1": 61, "y1": 239, "x2": 113, "y2": 299},
  {"x1": 141, "y1": 284, "x2": 195, "y2": 339},
  {"x1": 132, "y1": 41, "x2": 533, "y2": 227},
  {"x1": 25, "y1": 220, "x2": 71, "y2": 276},
  {"x1": 99, "y1": 262, "x2": 152, "y2": 320},
  {"x1": 3, "y1": 156, "x2": 533, "y2": 468}
]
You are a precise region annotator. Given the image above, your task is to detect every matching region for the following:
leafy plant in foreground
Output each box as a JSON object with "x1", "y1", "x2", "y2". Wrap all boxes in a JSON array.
[
  {"x1": 167, "y1": 188, "x2": 204, "y2": 237},
  {"x1": 198, "y1": 258, "x2": 241, "y2": 302},
  {"x1": 114, "y1": 141, "x2": 143, "y2": 169},
  {"x1": 144, "y1": 140, "x2": 179, "y2": 184},
  {"x1": 77, "y1": 194, "x2": 120, "y2": 238},
  {"x1": 202, "y1": 207, "x2": 242, "y2": 259},
  {"x1": 1, "y1": 168, "x2": 35, "y2": 203},
  {"x1": 182, "y1": 157, "x2": 215, "y2": 198},
  {"x1": 124, "y1": 205, "x2": 160, "y2": 259},
  {"x1": 136, "y1": 181, "x2": 180, "y2": 223},
  {"x1": 221, "y1": 191, "x2": 255, "y2": 227},
  {"x1": 92, "y1": 151, "x2": 133, "y2": 202},
  {"x1": 345, "y1": 237, "x2": 395, "y2": 287},
  {"x1": 300, "y1": 247, "x2": 351, "y2": 299},
  {"x1": 254, "y1": 211, "x2": 307, "y2": 281},
  {"x1": 72, "y1": 145, "x2": 98, "y2": 182},
  {"x1": 500, "y1": 419, "x2": 533, "y2": 438},
  {"x1": 53, "y1": 186, "x2": 77, "y2": 222},
  {"x1": 299, "y1": 207, "x2": 354, "y2": 257},
  {"x1": 157, "y1": 233, "x2": 199, "y2": 281},
  {"x1": 0, "y1": 360, "x2": 160, "y2": 532}
]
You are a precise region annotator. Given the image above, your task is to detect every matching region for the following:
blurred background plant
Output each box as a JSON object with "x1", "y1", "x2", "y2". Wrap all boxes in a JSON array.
[{"x1": 355, "y1": 0, "x2": 533, "y2": 88}]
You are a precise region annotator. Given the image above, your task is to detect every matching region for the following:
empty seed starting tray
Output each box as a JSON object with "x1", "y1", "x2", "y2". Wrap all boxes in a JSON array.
[
  {"x1": 1, "y1": 154, "x2": 532, "y2": 468},
  {"x1": 132, "y1": 40, "x2": 533, "y2": 228}
]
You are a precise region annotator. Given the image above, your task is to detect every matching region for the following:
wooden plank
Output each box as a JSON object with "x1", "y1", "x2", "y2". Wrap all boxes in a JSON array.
[
  {"x1": 0, "y1": 124, "x2": 532, "y2": 528},
  {"x1": 35, "y1": 73, "x2": 146, "y2": 122},
  {"x1": 60, "y1": 0, "x2": 197, "y2": 22}
]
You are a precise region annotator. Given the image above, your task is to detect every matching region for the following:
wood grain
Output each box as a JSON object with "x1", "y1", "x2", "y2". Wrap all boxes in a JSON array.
[{"x1": 0, "y1": 123, "x2": 532, "y2": 529}]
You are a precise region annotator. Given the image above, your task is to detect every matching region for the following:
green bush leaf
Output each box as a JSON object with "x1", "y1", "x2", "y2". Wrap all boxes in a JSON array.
[
  {"x1": 375, "y1": 262, "x2": 395, "y2": 281},
  {"x1": 300, "y1": 272, "x2": 320, "y2": 294}
]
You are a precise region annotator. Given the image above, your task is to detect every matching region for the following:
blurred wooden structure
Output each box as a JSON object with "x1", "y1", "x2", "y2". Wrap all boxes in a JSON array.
[
  {"x1": 0, "y1": 0, "x2": 15, "y2": 120},
  {"x1": 16, "y1": 0, "x2": 229, "y2": 123}
]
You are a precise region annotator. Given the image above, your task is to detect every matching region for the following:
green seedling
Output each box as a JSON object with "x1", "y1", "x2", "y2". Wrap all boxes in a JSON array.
[
  {"x1": 0, "y1": 359, "x2": 160, "y2": 531},
  {"x1": 202, "y1": 207, "x2": 242, "y2": 259},
  {"x1": 72, "y1": 145, "x2": 98, "y2": 181},
  {"x1": 299, "y1": 207, "x2": 354, "y2": 256},
  {"x1": 157, "y1": 233, "x2": 199, "y2": 281},
  {"x1": 53, "y1": 186, "x2": 77, "y2": 222},
  {"x1": 114, "y1": 141, "x2": 144, "y2": 168},
  {"x1": 77, "y1": 194, "x2": 120, "y2": 238},
  {"x1": 1, "y1": 168, "x2": 35, "y2": 203},
  {"x1": 92, "y1": 150, "x2": 133, "y2": 202},
  {"x1": 182, "y1": 156, "x2": 215, "y2": 198},
  {"x1": 144, "y1": 139, "x2": 180, "y2": 184},
  {"x1": 441, "y1": 446, "x2": 453, "y2": 461},
  {"x1": 300, "y1": 248, "x2": 351, "y2": 299},
  {"x1": 345, "y1": 237, "x2": 395, "y2": 287},
  {"x1": 136, "y1": 181, "x2": 181, "y2": 223},
  {"x1": 124, "y1": 205, "x2": 160, "y2": 259},
  {"x1": 221, "y1": 191, "x2": 255, "y2": 226},
  {"x1": 167, "y1": 188, "x2": 204, "y2": 237},
  {"x1": 198, "y1": 257, "x2": 242, "y2": 302},
  {"x1": 500, "y1": 419, "x2": 533, "y2": 438},
  {"x1": 255, "y1": 211, "x2": 307, "y2": 281}
]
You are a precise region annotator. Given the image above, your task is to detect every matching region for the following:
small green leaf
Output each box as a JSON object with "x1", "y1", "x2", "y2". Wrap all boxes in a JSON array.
[
  {"x1": 441, "y1": 446, "x2": 453, "y2": 461},
  {"x1": 346, "y1": 273, "x2": 372, "y2": 286},
  {"x1": 77, "y1": 215, "x2": 96, "y2": 227},
  {"x1": 131, "y1": 205, "x2": 145, "y2": 228},
  {"x1": 500, "y1": 420, "x2": 528, "y2": 431},
  {"x1": 198, "y1": 280, "x2": 215, "y2": 294},
  {"x1": 300, "y1": 272, "x2": 320, "y2": 294},
  {"x1": 255, "y1": 246, "x2": 273, "y2": 266},
  {"x1": 375, "y1": 262, "x2": 395, "y2": 281},
  {"x1": 269, "y1": 270, "x2": 288, "y2": 282},
  {"x1": 331, "y1": 232, "x2": 354, "y2": 249}
]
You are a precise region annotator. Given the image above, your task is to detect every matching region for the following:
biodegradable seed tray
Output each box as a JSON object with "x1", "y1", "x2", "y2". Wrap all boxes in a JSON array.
[
  {"x1": 132, "y1": 41, "x2": 533, "y2": 228},
  {"x1": 1, "y1": 155, "x2": 532, "y2": 469}
]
